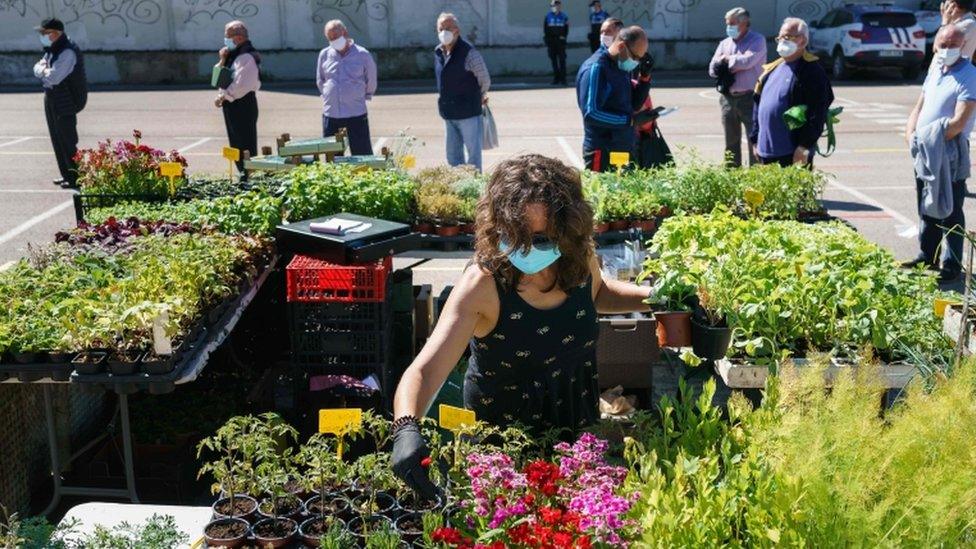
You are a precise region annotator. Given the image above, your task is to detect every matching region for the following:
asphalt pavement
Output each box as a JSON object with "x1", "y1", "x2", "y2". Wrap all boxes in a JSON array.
[{"x1": 0, "y1": 72, "x2": 964, "y2": 293}]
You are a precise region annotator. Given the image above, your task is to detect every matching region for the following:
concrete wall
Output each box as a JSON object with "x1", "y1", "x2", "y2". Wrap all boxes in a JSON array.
[{"x1": 0, "y1": 0, "x2": 922, "y2": 84}]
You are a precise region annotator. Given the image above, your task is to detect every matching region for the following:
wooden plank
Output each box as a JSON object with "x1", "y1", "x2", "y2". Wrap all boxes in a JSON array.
[{"x1": 716, "y1": 358, "x2": 918, "y2": 389}]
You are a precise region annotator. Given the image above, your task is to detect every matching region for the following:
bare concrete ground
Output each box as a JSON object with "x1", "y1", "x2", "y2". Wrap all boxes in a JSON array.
[{"x1": 0, "y1": 75, "x2": 961, "y2": 293}]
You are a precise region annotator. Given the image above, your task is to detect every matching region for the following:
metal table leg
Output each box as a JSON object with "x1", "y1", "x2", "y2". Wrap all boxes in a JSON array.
[{"x1": 40, "y1": 388, "x2": 140, "y2": 517}]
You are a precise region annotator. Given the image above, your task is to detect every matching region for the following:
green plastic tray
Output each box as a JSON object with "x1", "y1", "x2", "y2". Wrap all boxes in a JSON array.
[{"x1": 278, "y1": 137, "x2": 345, "y2": 157}]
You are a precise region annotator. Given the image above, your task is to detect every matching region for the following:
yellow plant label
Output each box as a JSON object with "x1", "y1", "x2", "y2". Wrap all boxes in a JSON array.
[
  {"x1": 318, "y1": 408, "x2": 362, "y2": 435},
  {"x1": 439, "y1": 404, "x2": 476, "y2": 431},
  {"x1": 159, "y1": 162, "x2": 183, "y2": 178},
  {"x1": 934, "y1": 298, "x2": 960, "y2": 318},
  {"x1": 609, "y1": 151, "x2": 630, "y2": 167},
  {"x1": 401, "y1": 155, "x2": 416, "y2": 169},
  {"x1": 222, "y1": 146, "x2": 240, "y2": 162},
  {"x1": 744, "y1": 188, "x2": 765, "y2": 207}
]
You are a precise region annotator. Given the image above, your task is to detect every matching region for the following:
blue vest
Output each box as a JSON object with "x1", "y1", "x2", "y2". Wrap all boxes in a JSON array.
[
  {"x1": 434, "y1": 39, "x2": 482, "y2": 120},
  {"x1": 44, "y1": 35, "x2": 87, "y2": 116}
]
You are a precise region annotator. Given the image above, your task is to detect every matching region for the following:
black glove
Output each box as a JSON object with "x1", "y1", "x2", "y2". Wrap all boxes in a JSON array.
[
  {"x1": 633, "y1": 109, "x2": 660, "y2": 126},
  {"x1": 391, "y1": 422, "x2": 440, "y2": 501},
  {"x1": 637, "y1": 52, "x2": 655, "y2": 78}
]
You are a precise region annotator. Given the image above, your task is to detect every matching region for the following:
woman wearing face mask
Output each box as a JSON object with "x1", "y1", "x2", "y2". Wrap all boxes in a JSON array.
[{"x1": 391, "y1": 154, "x2": 653, "y2": 499}]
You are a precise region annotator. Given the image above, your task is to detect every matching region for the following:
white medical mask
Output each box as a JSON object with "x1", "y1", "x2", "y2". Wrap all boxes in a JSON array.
[
  {"x1": 726, "y1": 25, "x2": 740, "y2": 39},
  {"x1": 438, "y1": 30, "x2": 455, "y2": 46},
  {"x1": 940, "y1": 47, "x2": 962, "y2": 66},
  {"x1": 600, "y1": 34, "x2": 614, "y2": 49},
  {"x1": 551, "y1": 6, "x2": 559, "y2": 13},
  {"x1": 39, "y1": 33, "x2": 52, "y2": 47},
  {"x1": 329, "y1": 36, "x2": 347, "y2": 51},
  {"x1": 777, "y1": 39, "x2": 798, "y2": 58},
  {"x1": 223, "y1": 37, "x2": 236, "y2": 50}
]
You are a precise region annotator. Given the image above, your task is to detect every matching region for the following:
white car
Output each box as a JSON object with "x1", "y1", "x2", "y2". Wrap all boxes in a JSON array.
[
  {"x1": 915, "y1": 0, "x2": 942, "y2": 58},
  {"x1": 809, "y1": 3, "x2": 927, "y2": 80}
]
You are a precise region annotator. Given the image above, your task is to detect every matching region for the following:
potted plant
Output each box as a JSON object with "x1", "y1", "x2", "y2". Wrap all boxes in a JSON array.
[
  {"x1": 363, "y1": 520, "x2": 403, "y2": 549},
  {"x1": 394, "y1": 512, "x2": 425, "y2": 546},
  {"x1": 603, "y1": 192, "x2": 631, "y2": 231},
  {"x1": 202, "y1": 517, "x2": 249, "y2": 548},
  {"x1": 296, "y1": 434, "x2": 353, "y2": 546},
  {"x1": 691, "y1": 279, "x2": 733, "y2": 361},
  {"x1": 650, "y1": 271, "x2": 696, "y2": 348},
  {"x1": 71, "y1": 350, "x2": 107, "y2": 375},
  {"x1": 107, "y1": 343, "x2": 143, "y2": 376},
  {"x1": 428, "y1": 193, "x2": 465, "y2": 238},
  {"x1": 197, "y1": 416, "x2": 265, "y2": 525},
  {"x1": 351, "y1": 452, "x2": 399, "y2": 519},
  {"x1": 251, "y1": 461, "x2": 299, "y2": 547},
  {"x1": 629, "y1": 193, "x2": 661, "y2": 233},
  {"x1": 318, "y1": 519, "x2": 355, "y2": 549},
  {"x1": 347, "y1": 515, "x2": 395, "y2": 548}
]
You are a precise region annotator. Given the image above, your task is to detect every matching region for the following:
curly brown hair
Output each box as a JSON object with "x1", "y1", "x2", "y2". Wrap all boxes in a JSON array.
[{"x1": 474, "y1": 154, "x2": 594, "y2": 292}]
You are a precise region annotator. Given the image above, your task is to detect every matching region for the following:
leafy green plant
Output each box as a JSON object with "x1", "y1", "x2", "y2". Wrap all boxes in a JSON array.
[
  {"x1": 364, "y1": 521, "x2": 402, "y2": 549},
  {"x1": 318, "y1": 519, "x2": 354, "y2": 549},
  {"x1": 297, "y1": 434, "x2": 349, "y2": 517},
  {"x1": 196, "y1": 415, "x2": 267, "y2": 513},
  {"x1": 79, "y1": 514, "x2": 188, "y2": 549}
]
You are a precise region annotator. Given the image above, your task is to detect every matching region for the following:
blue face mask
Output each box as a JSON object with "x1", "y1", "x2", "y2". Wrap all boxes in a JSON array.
[
  {"x1": 223, "y1": 37, "x2": 237, "y2": 50},
  {"x1": 39, "y1": 33, "x2": 52, "y2": 47},
  {"x1": 500, "y1": 239, "x2": 561, "y2": 275},
  {"x1": 617, "y1": 57, "x2": 639, "y2": 72},
  {"x1": 726, "y1": 25, "x2": 740, "y2": 39}
]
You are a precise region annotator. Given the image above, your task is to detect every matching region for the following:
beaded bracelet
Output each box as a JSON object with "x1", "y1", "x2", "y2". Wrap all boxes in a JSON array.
[{"x1": 392, "y1": 415, "x2": 420, "y2": 433}]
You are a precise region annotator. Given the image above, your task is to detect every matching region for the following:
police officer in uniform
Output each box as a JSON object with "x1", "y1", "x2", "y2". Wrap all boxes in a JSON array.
[
  {"x1": 587, "y1": 1, "x2": 610, "y2": 52},
  {"x1": 33, "y1": 18, "x2": 87, "y2": 189},
  {"x1": 544, "y1": 0, "x2": 569, "y2": 85}
]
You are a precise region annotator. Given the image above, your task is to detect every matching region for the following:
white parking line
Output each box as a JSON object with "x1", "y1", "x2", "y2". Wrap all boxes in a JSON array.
[
  {"x1": 853, "y1": 112, "x2": 905, "y2": 118},
  {"x1": 176, "y1": 137, "x2": 212, "y2": 153},
  {"x1": 0, "y1": 261, "x2": 15, "y2": 272},
  {"x1": 825, "y1": 176, "x2": 917, "y2": 238},
  {"x1": 0, "y1": 137, "x2": 32, "y2": 149},
  {"x1": 875, "y1": 118, "x2": 909, "y2": 124},
  {"x1": 0, "y1": 200, "x2": 74, "y2": 247},
  {"x1": 555, "y1": 137, "x2": 583, "y2": 169}
]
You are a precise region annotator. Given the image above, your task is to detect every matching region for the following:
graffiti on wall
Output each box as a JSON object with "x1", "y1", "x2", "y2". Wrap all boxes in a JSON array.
[
  {"x1": 307, "y1": 0, "x2": 390, "y2": 32},
  {"x1": 602, "y1": 0, "x2": 702, "y2": 31},
  {"x1": 788, "y1": 0, "x2": 845, "y2": 21},
  {"x1": 0, "y1": 0, "x2": 43, "y2": 18},
  {"x1": 57, "y1": 0, "x2": 163, "y2": 37},
  {"x1": 182, "y1": 0, "x2": 260, "y2": 24}
]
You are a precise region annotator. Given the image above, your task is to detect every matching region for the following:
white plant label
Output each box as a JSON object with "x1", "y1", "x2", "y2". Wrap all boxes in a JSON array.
[{"x1": 153, "y1": 311, "x2": 173, "y2": 356}]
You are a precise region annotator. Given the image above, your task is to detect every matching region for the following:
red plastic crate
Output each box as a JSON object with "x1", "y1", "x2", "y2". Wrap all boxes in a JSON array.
[{"x1": 286, "y1": 255, "x2": 391, "y2": 303}]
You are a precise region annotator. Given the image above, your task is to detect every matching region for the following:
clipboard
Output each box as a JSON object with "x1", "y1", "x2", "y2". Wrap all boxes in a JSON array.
[{"x1": 211, "y1": 65, "x2": 232, "y2": 89}]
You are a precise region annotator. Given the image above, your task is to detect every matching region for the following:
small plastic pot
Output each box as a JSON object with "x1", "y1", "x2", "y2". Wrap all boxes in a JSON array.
[
  {"x1": 653, "y1": 311, "x2": 692, "y2": 348},
  {"x1": 203, "y1": 517, "x2": 249, "y2": 548},
  {"x1": 690, "y1": 316, "x2": 732, "y2": 361},
  {"x1": 298, "y1": 515, "x2": 347, "y2": 547},
  {"x1": 212, "y1": 494, "x2": 258, "y2": 523},
  {"x1": 395, "y1": 512, "x2": 424, "y2": 545},
  {"x1": 348, "y1": 515, "x2": 393, "y2": 547},
  {"x1": 305, "y1": 493, "x2": 353, "y2": 521},
  {"x1": 72, "y1": 351, "x2": 107, "y2": 375},
  {"x1": 140, "y1": 352, "x2": 174, "y2": 375},
  {"x1": 47, "y1": 351, "x2": 74, "y2": 364},
  {"x1": 631, "y1": 218, "x2": 656, "y2": 233},
  {"x1": 107, "y1": 351, "x2": 142, "y2": 376},
  {"x1": 258, "y1": 495, "x2": 305, "y2": 522},
  {"x1": 12, "y1": 351, "x2": 38, "y2": 364},
  {"x1": 352, "y1": 492, "x2": 397, "y2": 519},
  {"x1": 397, "y1": 492, "x2": 443, "y2": 515},
  {"x1": 435, "y1": 224, "x2": 460, "y2": 237},
  {"x1": 593, "y1": 222, "x2": 610, "y2": 234},
  {"x1": 251, "y1": 517, "x2": 297, "y2": 549}
]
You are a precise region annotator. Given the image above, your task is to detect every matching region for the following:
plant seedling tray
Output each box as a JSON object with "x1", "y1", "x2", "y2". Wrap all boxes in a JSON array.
[
  {"x1": 243, "y1": 155, "x2": 302, "y2": 172},
  {"x1": 715, "y1": 357, "x2": 917, "y2": 389},
  {"x1": 333, "y1": 155, "x2": 392, "y2": 170},
  {"x1": 276, "y1": 213, "x2": 420, "y2": 263},
  {"x1": 277, "y1": 136, "x2": 345, "y2": 157}
]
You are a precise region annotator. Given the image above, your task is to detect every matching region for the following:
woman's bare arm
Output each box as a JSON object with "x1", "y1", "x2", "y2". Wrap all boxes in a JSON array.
[{"x1": 589, "y1": 255, "x2": 652, "y2": 314}]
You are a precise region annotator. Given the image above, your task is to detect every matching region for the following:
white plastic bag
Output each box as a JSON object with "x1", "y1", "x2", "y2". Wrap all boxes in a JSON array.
[{"x1": 482, "y1": 105, "x2": 498, "y2": 150}]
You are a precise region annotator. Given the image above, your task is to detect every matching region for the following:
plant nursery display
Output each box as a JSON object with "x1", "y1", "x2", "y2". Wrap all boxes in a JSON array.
[
  {"x1": 75, "y1": 130, "x2": 188, "y2": 196},
  {"x1": 641, "y1": 210, "x2": 950, "y2": 365}
]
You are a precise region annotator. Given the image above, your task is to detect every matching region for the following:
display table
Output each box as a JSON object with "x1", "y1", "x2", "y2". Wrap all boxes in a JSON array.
[
  {"x1": 58, "y1": 502, "x2": 210, "y2": 547},
  {"x1": 3, "y1": 258, "x2": 277, "y2": 516}
]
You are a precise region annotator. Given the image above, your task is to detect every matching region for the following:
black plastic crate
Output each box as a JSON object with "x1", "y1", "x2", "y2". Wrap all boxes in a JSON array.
[{"x1": 288, "y1": 300, "x2": 389, "y2": 331}]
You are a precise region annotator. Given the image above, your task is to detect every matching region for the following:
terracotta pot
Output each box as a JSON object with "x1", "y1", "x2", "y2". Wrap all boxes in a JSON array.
[
  {"x1": 412, "y1": 222, "x2": 435, "y2": 235},
  {"x1": 609, "y1": 219, "x2": 630, "y2": 231},
  {"x1": 212, "y1": 494, "x2": 258, "y2": 523},
  {"x1": 653, "y1": 311, "x2": 692, "y2": 348},
  {"x1": 459, "y1": 222, "x2": 476, "y2": 234},
  {"x1": 435, "y1": 224, "x2": 460, "y2": 237},
  {"x1": 631, "y1": 219, "x2": 656, "y2": 232},
  {"x1": 203, "y1": 518, "x2": 249, "y2": 548},
  {"x1": 594, "y1": 222, "x2": 610, "y2": 234},
  {"x1": 658, "y1": 206, "x2": 673, "y2": 217}
]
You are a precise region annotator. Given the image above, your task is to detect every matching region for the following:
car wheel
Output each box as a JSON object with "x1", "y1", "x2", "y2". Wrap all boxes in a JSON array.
[
  {"x1": 902, "y1": 64, "x2": 921, "y2": 80},
  {"x1": 832, "y1": 51, "x2": 848, "y2": 80}
]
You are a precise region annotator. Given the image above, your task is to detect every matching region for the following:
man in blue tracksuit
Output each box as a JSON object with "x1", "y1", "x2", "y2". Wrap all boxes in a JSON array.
[{"x1": 576, "y1": 26, "x2": 651, "y2": 172}]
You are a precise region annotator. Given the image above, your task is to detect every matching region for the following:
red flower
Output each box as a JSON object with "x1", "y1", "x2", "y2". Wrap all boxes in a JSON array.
[
  {"x1": 539, "y1": 506, "x2": 563, "y2": 526},
  {"x1": 421, "y1": 456, "x2": 433, "y2": 468},
  {"x1": 525, "y1": 460, "x2": 561, "y2": 497},
  {"x1": 432, "y1": 527, "x2": 473, "y2": 547}
]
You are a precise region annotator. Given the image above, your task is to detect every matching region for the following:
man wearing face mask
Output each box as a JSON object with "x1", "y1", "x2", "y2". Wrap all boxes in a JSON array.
[
  {"x1": 904, "y1": 25, "x2": 976, "y2": 283},
  {"x1": 214, "y1": 20, "x2": 260, "y2": 179},
  {"x1": 599, "y1": 17, "x2": 624, "y2": 50},
  {"x1": 544, "y1": 0, "x2": 569, "y2": 85},
  {"x1": 935, "y1": 0, "x2": 976, "y2": 60},
  {"x1": 575, "y1": 26, "x2": 651, "y2": 172},
  {"x1": 435, "y1": 13, "x2": 491, "y2": 171},
  {"x1": 749, "y1": 18, "x2": 833, "y2": 168},
  {"x1": 587, "y1": 1, "x2": 610, "y2": 53},
  {"x1": 709, "y1": 8, "x2": 765, "y2": 168},
  {"x1": 33, "y1": 18, "x2": 87, "y2": 189},
  {"x1": 390, "y1": 154, "x2": 654, "y2": 500},
  {"x1": 317, "y1": 19, "x2": 378, "y2": 156}
]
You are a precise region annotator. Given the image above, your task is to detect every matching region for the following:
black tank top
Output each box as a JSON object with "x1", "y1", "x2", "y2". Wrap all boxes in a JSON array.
[{"x1": 463, "y1": 276, "x2": 599, "y2": 435}]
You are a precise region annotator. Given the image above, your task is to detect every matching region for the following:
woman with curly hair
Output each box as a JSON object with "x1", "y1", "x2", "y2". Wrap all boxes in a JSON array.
[{"x1": 391, "y1": 154, "x2": 652, "y2": 498}]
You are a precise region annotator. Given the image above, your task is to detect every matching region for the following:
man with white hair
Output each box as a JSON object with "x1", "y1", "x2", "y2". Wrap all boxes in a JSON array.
[
  {"x1": 749, "y1": 17, "x2": 833, "y2": 168},
  {"x1": 435, "y1": 13, "x2": 491, "y2": 171},
  {"x1": 214, "y1": 20, "x2": 261, "y2": 178},
  {"x1": 317, "y1": 19, "x2": 378, "y2": 155},
  {"x1": 709, "y1": 7, "x2": 766, "y2": 167}
]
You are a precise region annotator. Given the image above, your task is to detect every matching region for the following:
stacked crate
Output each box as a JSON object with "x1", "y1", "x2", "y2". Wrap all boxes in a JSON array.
[{"x1": 286, "y1": 255, "x2": 393, "y2": 406}]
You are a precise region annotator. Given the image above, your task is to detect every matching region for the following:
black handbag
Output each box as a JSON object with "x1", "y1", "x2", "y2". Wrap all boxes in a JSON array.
[{"x1": 636, "y1": 125, "x2": 673, "y2": 168}]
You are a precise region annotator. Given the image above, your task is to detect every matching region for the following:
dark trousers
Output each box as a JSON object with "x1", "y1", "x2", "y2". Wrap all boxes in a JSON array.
[
  {"x1": 323, "y1": 113, "x2": 373, "y2": 156},
  {"x1": 44, "y1": 95, "x2": 78, "y2": 184},
  {"x1": 915, "y1": 177, "x2": 966, "y2": 273},
  {"x1": 719, "y1": 92, "x2": 755, "y2": 167},
  {"x1": 583, "y1": 147, "x2": 609, "y2": 172},
  {"x1": 547, "y1": 44, "x2": 567, "y2": 84},
  {"x1": 221, "y1": 91, "x2": 258, "y2": 174}
]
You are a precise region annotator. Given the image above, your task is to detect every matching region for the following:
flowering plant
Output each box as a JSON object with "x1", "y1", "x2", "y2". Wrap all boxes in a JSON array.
[
  {"x1": 430, "y1": 433, "x2": 636, "y2": 548},
  {"x1": 74, "y1": 130, "x2": 187, "y2": 196}
]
